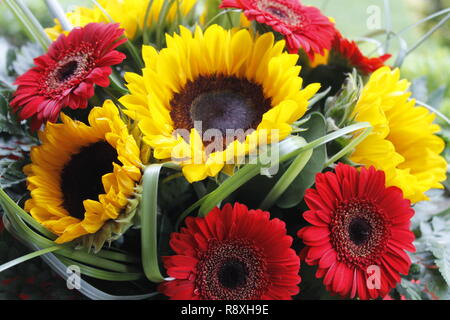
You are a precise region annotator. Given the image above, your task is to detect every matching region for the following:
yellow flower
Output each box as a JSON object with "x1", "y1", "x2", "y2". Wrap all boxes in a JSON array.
[
  {"x1": 350, "y1": 67, "x2": 447, "y2": 203},
  {"x1": 120, "y1": 25, "x2": 320, "y2": 183},
  {"x1": 24, "y1": 101, "x2": 142, "y2": 249},
  {"x1": 45, "y1": 0, "x2": 198, "y2": 40}
]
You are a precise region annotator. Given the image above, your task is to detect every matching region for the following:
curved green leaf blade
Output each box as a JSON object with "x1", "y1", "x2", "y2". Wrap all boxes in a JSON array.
[{"x1": 277, "y1": 113, "x2": 327, "y2": 209}]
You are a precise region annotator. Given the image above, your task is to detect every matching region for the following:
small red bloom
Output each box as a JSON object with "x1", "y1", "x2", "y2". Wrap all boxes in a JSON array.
[
  {"x1": 297, "y1": 164, "x2": 415, "y2": 300},
  {"x1": 159, "y1": 203, "x2": 300, "y2": 300},
  {"x1": 220, "y1": 0, "x2": 336, "y2": 58},
  {"x1": 10, "y1": 23, "x2": 126, "y2": 130},
  {"x1": 330, "y1": 32, "x2": 391, "y2": 74}
]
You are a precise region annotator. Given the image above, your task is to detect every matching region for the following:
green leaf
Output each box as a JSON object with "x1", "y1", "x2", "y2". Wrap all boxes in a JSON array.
[
  {"x1": 277, "y1": 113, "x2": 327, "y2": 209},
  {"x1": 398, "y1": 278, "x2": 423, "y2": 300},
  {"x1": 10, "y1": 42, "x2": 43, "y2": 76},
  {"x1": 197, "y1": 121, "x2": 371, "y2": 216},
  {"x1": 0, "y1": 188, "x2": 142, "y2": 276},
  {"x1": 0, "y1": 246, "x2": 61, "y2": 273},
  {"x1": 417, "y1": 216, "x2": 450, "y2": 288},
  {"x1": 259, "y1": 140, "x2": 312, "y2": 210},
  {"x1": 140, "y1": 163, "x2": 180, "y2": 283},
  {"x1": 430, "y1": 242, "x2": 450, "y2": 287}
]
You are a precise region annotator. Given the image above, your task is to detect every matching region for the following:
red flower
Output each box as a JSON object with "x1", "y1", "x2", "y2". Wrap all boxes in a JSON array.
[
  {"x1": 297, "y1": 164, "x2": 415, "y2": 300},
  {"x1": 220, "y1": 0, "x2": 336, "y2": 58},
  {"x1": 10, "y1": 23, "x2": 126, "y2": 130},
  {"x1": 330, "y1": 33, "x2": 391, "y2": 74},
  {"x1": 159, "y1": 203, "x2": 300, "y2": 300}
]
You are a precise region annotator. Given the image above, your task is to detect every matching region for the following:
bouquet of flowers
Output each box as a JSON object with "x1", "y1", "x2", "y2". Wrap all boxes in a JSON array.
[{"x1": 0, "y1": 0, "x2": 449, "y2": 301}]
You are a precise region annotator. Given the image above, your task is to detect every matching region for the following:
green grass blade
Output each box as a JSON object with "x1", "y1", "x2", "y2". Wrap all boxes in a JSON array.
[
  {"x1": 57, "y1": 256, "x2": 144, "y2": 281},
  {"x1": 140, "y1": 163, "x2": 177, "y2": 283},
  {"x1": 196, "y1": 122, "x2": 372, "y2": 216},
  {"x1": 259, "y1": 140, "x2": 313, "y2": 210},
  {"x1": 0, "y1": 246, "x2": 61, "y2": 273}
]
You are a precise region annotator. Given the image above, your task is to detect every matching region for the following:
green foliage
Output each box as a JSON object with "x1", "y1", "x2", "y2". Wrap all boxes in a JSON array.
[
  {"x1": 277, "y1": 113, "x2": 327, "y2": 208},
  {"x1": 402, "y1": 45, "x2": 450, "y2": 121},
  {"x1": 0, "y1": 219, "x2": 83, "y2": 300},
  {"x1": 405, "y1": 214, "x2": 450, "y2": 300}
]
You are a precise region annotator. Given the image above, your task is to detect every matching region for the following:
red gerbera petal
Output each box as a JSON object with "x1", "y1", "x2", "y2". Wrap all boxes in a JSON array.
[
  {"x1": 159, "y1": 203, "x2": 301, "y2": 300},
  {"x1": 220, "y1": 0, "x2": 336, "y2": 58},
  {"x1": 330, "y1": 32, "x2": 391, "y2": 74},
  {"x1": 298, "y1": 163, "x2": 415, "y2": 300},
  {"x1": 10, "y1": 23, "x2": 126, "y2": 130}
]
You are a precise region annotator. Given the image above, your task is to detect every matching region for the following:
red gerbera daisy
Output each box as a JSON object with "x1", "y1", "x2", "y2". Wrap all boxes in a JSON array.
[
  {"x1": 297, "y1": 163, "x2": 415, "y2": 300},
  {"x1": 220, "y1": 0, "x2": 336, "y2": 58},
  {"x1": 330, "y1": 32, "x2": 391, "y2": 74},
  {"x1": 159, "y1": 202, "x2": 300, "y2": 300},
  {"x1": 10, "y1": 23, "x2": 126, "y2": 130}
]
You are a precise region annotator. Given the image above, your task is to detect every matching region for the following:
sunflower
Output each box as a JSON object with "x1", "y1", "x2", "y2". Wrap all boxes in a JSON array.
[
  {"x1": 46, "y1": 0, "x2": 198, "y2": 40},
  {"x1": 24, "y1": 100, "x2": 142, "y2": 249},
  {"x1": 120, "y1": 25, "x2": 320, "y2": 183},
  {"x1": 11, "y1": 23, "x2": 126, "y2": 130},
  {"x1": 159, "y1": 202, "x2": 300, "y2": 300},
  {"x1": 349, "y1": 67, "x2": 447, "y2": 203},
  {"x1": 219, "y1": 0, "x2": 336, "y2": 58},
  {"x1": 298, "y1": 164, "x2": 415, "y2": 300}
]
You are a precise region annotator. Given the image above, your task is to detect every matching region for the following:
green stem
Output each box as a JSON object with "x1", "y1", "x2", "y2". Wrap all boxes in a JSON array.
[
  {"x1": 58, "y1": 256, "x2": 143, "y2": 281},
  {"x1": 325, "y1": 126, "x2": 373, "y2": 167},
  {"x1": 140, "y1": 163, "x2": 179, "y2": 283},
  {"x1": 415, "y1": 99, "x2": 450, "y2": 127},
  {"x1": 204, "y1": 9, "x2": 238, "y2": 29},
  {"x1": 398, "y1": 8, "x2": 450, "y2": 35},
  {"x1": 90, "y1": 0, "x2": 144, "y2": 69},
  {"x1": 383, "y1": 0, "x2": 392, "y2": 53},
  {"x1": 0, "y1": 190, "x2": 139, "y2": 273},
  {"x1": 396, "y1": 13, "x2": 450, "y2": 66},
  {"x1": 197, "y1": 122, "x2": 372, "y2": 216},
  {"x1": 155, "y1": 0, "x2": 175, "y2": 48},
  {"x1": 44, "y1": 0, "x2": 72, "y2": 31},
  {"x1": 4, "y1": 0, "x2": 52, "y2": 50},
  {"x1": 0, "y1": 246, "x2": 61, "y2": 273},
  {"x1": 109, "y1": 72, "x2": 129, "y2": 95},
  {"x1": 142, "y1": 0, "x2": 155, "y2": 45},
  {"x1": 125, "y1": 40, "x2": 145, "y2": 70},
  {"x1": 259, "y1": 146, "x2": 313, "y2": 210}
]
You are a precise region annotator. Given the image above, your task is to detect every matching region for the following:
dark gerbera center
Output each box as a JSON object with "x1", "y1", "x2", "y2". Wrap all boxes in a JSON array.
[
  {"x1": 60, "y1": 141, "x2": 121, "y2": 220},
  {"x1": 303, "y1": 64, "x2": 352, "y2": 96},
  {"x1": 43, "y1": 48, "x2": 94, "y2": 94},
  {"x1": 56, "y1": 60, "x2": 79, "y2": 82},
  {"x1": 170, "y1": 75, "x2": 271, "y2": 147},
  {"x1": 255, "y1": 0, "x2": 303, "y2": 26},
  {"x1": 218, "y1": 258, "x2": 247, "y2": 289},
  {"x1": 330, "y1": 199, "x2": 391, "y2": 269},
  {"x1": 195, "y1": 239, "x2": 269, "y2": 300},
  {"x1": 349, "y1": 217, "x2": 371, "y2": 245}
]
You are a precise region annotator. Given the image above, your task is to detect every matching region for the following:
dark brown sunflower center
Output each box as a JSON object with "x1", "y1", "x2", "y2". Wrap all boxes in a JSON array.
[
  {"x1": 170, "y1": 75, "x2": 271, "y2": 147},
  {"x1": 56, "y1": 60, "x2": 79, "y2": 82},
  {"x1": 195, "y1": 239, "x2": 269, "y2": 300},
  {"x1": 60, "y1": 141, "x2": 121, "y2": 220},
  {"x1": 330, "y1": 199, "x2": 391, "y2": 269}
]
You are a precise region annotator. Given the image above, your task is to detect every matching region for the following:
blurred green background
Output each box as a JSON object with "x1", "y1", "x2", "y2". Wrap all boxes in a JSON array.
[{"x1": 0, "y1": 0, "x2": 449, "y2": 115}]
